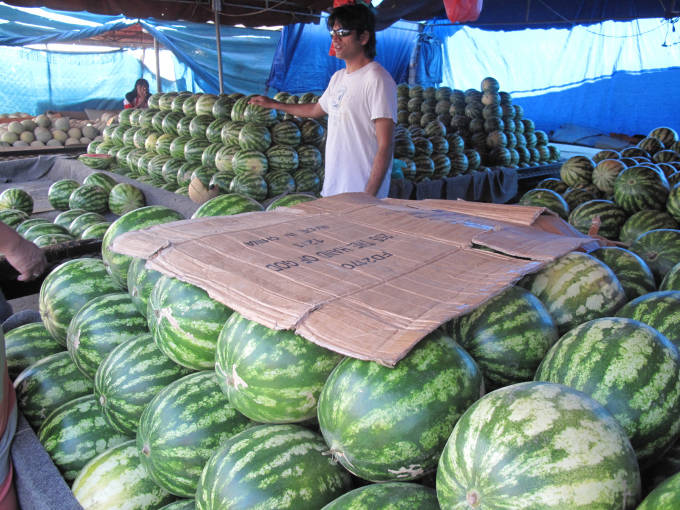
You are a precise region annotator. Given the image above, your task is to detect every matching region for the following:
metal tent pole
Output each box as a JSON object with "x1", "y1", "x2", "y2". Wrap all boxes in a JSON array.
[
  {"x1": 214, "y1": 0, "x2": 224, "y2": 94},
  {"x1": 154, "y1": 36, "x2": 162, "y2": 93}
]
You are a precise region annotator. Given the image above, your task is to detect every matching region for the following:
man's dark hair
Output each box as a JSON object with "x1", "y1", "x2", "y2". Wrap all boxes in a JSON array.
[{"x1": 327, "y1": 4, "x2": 377, "y2": 59}]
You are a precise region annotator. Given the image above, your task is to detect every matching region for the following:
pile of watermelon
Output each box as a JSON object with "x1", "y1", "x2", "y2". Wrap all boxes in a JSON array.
[
  {"x1": 393, "y1": 78, "x2": 560, "y2": 182},
  {"x1": 88, "y1": 91, "x2": 325, "y2": 206},
  {"x1": 0, "y1": 115, "x2": 102, "y2": 149},
  {"x1": 519, "y1": 126, "x2": 680, "y2": 249},
  {"x1": 7, "y1": 189, "x2": 680, "y2": 509}
]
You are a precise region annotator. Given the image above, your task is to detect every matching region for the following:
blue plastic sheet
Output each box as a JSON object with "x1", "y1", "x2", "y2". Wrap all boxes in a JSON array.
[
  {"x1": 266, "y1": 16, "x2": 419, "y2": 93},
  {"x1": 428, "y1": 18, "x2": 680, "y2": 135}
]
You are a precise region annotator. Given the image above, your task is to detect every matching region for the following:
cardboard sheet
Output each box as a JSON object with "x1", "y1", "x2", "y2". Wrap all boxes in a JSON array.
[{"x1": 112, "y1": 193, "x2": 598, "y2": 366}]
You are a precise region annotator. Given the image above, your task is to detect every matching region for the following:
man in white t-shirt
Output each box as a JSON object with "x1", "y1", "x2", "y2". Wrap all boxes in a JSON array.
[{"x1": 250, "y1": 4, "x2": 397, "y2": 198}]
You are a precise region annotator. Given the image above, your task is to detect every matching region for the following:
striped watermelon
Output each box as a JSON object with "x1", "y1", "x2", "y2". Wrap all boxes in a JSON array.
[
  {"x1": 53, "y1": 208, "x2": 86, "y2": 230},
  {"x1": 667, "y1": 183, "x2": 680, "y2": 223},
  {"x1": 229, "y1": 173, "x2": 268, "y2": 201},
  {"x1": 95, "y1": 333, "x2": 191, "y2": 435},
  {"x1": 436, "y1": 381, "x2": 640, "y2": 509},
  {"x1": 127, "y1": 257, "x2": 163, "y2": 318},
  {"x1": 293, "y1": 170, "x2": 321, "y2": 193},
  {"x1": 590, "y1": 246, "x2": 656, "y2": 300},
  {"x1": 266, "y1": 144, "x2": 299, "y2": 173},
  {"x1": 321, "y1": 483, "x2": 438, "y2": 509},
  {"x1": 208, "y1": 171, "x2": 234, "y2": 194},
  {"x1": 122, "y1": 126, "x2": 140, "y2": 146},
  {"x1": 184, "y1": 138, "x2": 211, "y2": 164},
  {"x1": 39, "y1": 258, "x2": 120, "y2": 345},
  {"x1": 620, "y1": 210, "x2": 678, "y2": 245},
  {"x1": 14, "y1": 351, "x2": 94, "y2": 429},
  {"x1": 212, "y1": 95, "x2": 235, "y2": 119},
  {"x1": 655, "y1": 150, "x2": 680, "y2": 163},
  {"x1": 147, "y1": 155, "x2": 171, "y2": 180},
  {"x1": 638, "y1": 136, "x2": 665, "y2": 155},
  {"x1": 568, "y1": 199, "x2": 626, "y2": 239},
  {"x1": 638, "y1": 470, "x2": 680, "y2": 509},
  {"x1": 243, "y1": 103, "x2": 278, "y2": 126},
  {"x1": 616, "y1": 291, "x2": 680, "y2": 350},
  {"x1": 33, "y1": 233, "x2": 75, "y2": 247},
  {"x1": 148, "y1": 275, "x2": 233, "y2": 370},
  {"x1": 220, "y1": 121, "x2": 245, "y2": 148},
  {"x1": 232, "y1": 149, "x2": 268, "y2": 175},
  {"x1": 161, "y1": 112, "x2": 184, "y2": 136},
  {"x1": 649, "y1": 127, "x2": 679, "y2": 147},
  {"x1": 630, "y1": 229, "x2": 680, "y2": 284},
  {"x1": 37, "y1": 395, "x2": 131, "y2": 482},
  {"x1": 47, "y1": 180, "x2": 82, "y2": 210},
  {"x1": 189, "y1": 115, "x2": 213, "y2": 140},
  {"x1": 536, "y1": 177, "x2": 568, "y2": 194},
  {"x1": 318, "y1": 331, "x2": 483, "y2": 482},
  {"x1": 518, "y1": 188, "x2": 569, "y2": 220},
  {"x1": 169, "y1": 136, "x2": 191, "y2": 160},
  {"x1": 661, "y1": 262, "x2": 680, "y2": 290},
  {"x1": 560, "y1": 155, "x2": 595, "y2": 187},
  {"x1": 614, "y1": 165, "x2": 670, "y2": 214},
  {"x1": 176, "y1": 162, "x2": 196, "y2": 188},
  {"x1": 5, "y1": 322, "x2": 63, "y2": 380},
  {"x1": 214, "y1": 145, "x2": 238, "y2": 172},
  {"x1": 195, "y1": 94, "x2": 218, "y2": 117},
  {"x1": 80, "y1": 223, "x2": 110, "y2": 241},
  {"x1": 0, "y1": 209, "x2": 27, "y2": 228},
  {"x1": 23, "y1": 222, "x2": 70, "y2": 242},
  {"x1": 68, "y1": 184, "x2": 109, "y2": 214},
  {"x1": 177, "y1": 116, "x2": 193, "y2": 138},
  {"x1": 297, "y1": 144, "x2": 323, "y2": 172},
  {"x1": 190, "y1": 193, "x2": 263, "y2": 219},
  {"x1": 108, "y1": 183, "x2": 146, "y2": 215},
  {"x1": 159, "y1": 501, "x2": 195, "y2": 510},
  {"x1": 101, "y1": 205, "x2": 184, "y2": 289},
  {"x1": 137, "y1": 371, "x2": 251, "y2": 497},
  {"x1": 83, "y1": 172, "x2": 117, "y2": 194},
  {"x1": 449, "y1": 285, "x2": 558, "y2": 390},
  {"x1": 265, "y1": 193, "x2": 316, "y2": 210},
  {"x1": 271, "y1": 121, "x2": 301, "y2": 146},
  {"x1": 215, "y1": 312, "x2": 342, "y2": 423},
  {"x1": 201, "y1": 143, "x2": 223, "y2": 170},
  {"x1": 206, "y1": 118, "x2": 228, "y2": 144},
  {"x1": 16, "y1": 218, "x2": 50, "y2": 236},
  {"x1": 195, "y1": 424, "x2": 352, "y2": 509},
  {"x1": 79, "y1": 154, "x2": 114, "y2": 171},
  {"x1": 72, "y1": 440, "x2": 174, "y2": 510},
  {"x1": 66, "y1": 292, "x2": 149, "y2": 379},
  {"x1": 264, "y1": 171, "x2": 296, "y2": 197},
  {"x1": 593, "y1": 149, "x2": 621, "y2": 163},
  {"x1": 68, "y1": 212, "x2": 106, "y2": 238},
  {"x1": 520, "y1": 251, "x2": 627, "y2": 333},
  {"x1": 158, "y1": 92, "x2": 178, "y2": 112},
  {"x1": 238, "y1": 123, "x2": 271, "y2": 152},
  {"x1": 592, "y1": 158, "x2": 626, "y2": 195},
  {"x1": 189, "y1": 168, "x2": 220, "y2": 204},
  {"x1": 536, "y1": 317, "x2": 680, "y2": 465}
]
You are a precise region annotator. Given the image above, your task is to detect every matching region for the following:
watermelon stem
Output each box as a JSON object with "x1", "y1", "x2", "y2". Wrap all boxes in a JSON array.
[
  {"x1": 141, "y1": 444, "x2": 151, "y2": 456},
  {"x1": 466, "y1": 489, "x2": 480, "y2": 507}
]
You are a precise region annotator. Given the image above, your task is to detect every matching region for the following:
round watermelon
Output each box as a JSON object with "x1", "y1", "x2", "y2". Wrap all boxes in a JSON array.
[
  {"x1": 108, "y1": 183, "x2": 146, "y2": 215},
  {"x1": 436, "y1": 381, "x2": 640, "y2": 509},
  {"x1": 616, "y1": 290, "x2": 680, "y2": 351},
  {"x1": 126, "y1": 257, "x2": 163, "y2": 318},
  {"x1": 630, "y1": 229, "x2": 680, "y2": 284},
  {"x1": 0, "y1": 188, "x2": 33, "y2": 215},
  {"x1": 137, "y1": 371, "x2": 251, "y2": 497},
  {"x1": 637, "y1": 471, "x2": 680, "y2": 510},
  {"x1": 318, "y1": 330, "x2": 483, "y2": 482},
  {"x1": 190, "y1": 193, "x2": 263, "y2": 219},
  {"x1": 619, "y1": 210, "x2": 678, "y2": 245},
  {"x1": 660, "y1": 261, "x2": 680, "y2": 291},
  {"x1": 321, "y1": 482, "x2": 438, "y2": 509},
  {"x1": 590, "y1": 246, "x2": 656, "y2": 300},
  {"x1": 68, "y1": 184, "x2": 109, "y2": 214},
  {"x1": 568, "y1": 199, "x2": 626, "y2": 239},
  {"x1": 195, "y1": 424, "x2": 352, "y2": 510},
  {"x1": 5, "y1": 322, "x2": 63, "y2": 380},
  {"x1": 614, "y1": 165, "x2": 669, "y2": 214},
  {"x1": 560, "y1": 156, "x2": 595, "y2": 187}
]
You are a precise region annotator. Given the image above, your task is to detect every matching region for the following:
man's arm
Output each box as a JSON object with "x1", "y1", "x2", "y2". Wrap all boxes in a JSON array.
[
  {"x1": 0, "y1": 221, "x2": 47, "y2": 281},
  {"x1": 364, "y1": 118, "x2": 395, "y2": 196},
  {"x1": 249, "y1": 96, "x2": 326, "y2": 119}
]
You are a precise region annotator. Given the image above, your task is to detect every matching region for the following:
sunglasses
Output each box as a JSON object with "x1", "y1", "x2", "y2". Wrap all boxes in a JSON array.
[{"x1": 329, "y1": 28, "x2": 354, "y2": 39}]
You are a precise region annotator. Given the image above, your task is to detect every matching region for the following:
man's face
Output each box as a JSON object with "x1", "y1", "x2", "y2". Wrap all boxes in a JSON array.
[{"x1": 331, "y1": 22, "x2": 365, "y2": 61}]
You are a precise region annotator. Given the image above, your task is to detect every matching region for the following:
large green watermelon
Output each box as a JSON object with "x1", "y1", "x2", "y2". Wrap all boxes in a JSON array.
[
  {"x1": 518, "y1": 189, "x2": 569, "y2": 220},
  {"x1": 630, "y1": 229, "x2": 680, "y2": 284},
  {"x1": 215, "y1": 312, "x2": 342, "y2": 423},
  {"x1": 560, "y1": 155, "x2": 595, "y2": 188},
  {"x1": 619, "y1": 210, "x2": 678, "y2": 245},
  {"x1": 0, "y1": 187, "x2": 33, "y2": 215},
  {"x1": 4, "y1": 322, "x2": 64, "y2": 380},
  {"x1": 101, "y1": 205, "x2": 184, "y2": 289},
  {"x1": 126, "y1": 257, "x2": 163, "y2": 318},
  {"x1": 590, "y1": 246, "x2": 656, "y2": 300},
  {"x1": 148, "y1": 275, "x2": 233, "y2": 370},
  {"x1": 614, "y1": 165, "x2": 670, "y2": 214},
  {"x1": 137, "y1": 371, "x2": 251, "y2": 497},
  {"x1": 39, "y1": 258, "x2": 120, "y2": 345},
  {"x1": 449, "y1": 285, "x2": 558, "y2": 390},
  {"x1": 37, "y1": 395, "x2": 131, "y2": 482},
  {"x1": 321, "y1": 483, "x2": 439, "y2": 509},
  {"x1": 535, "y1": 317, "x2": 680, "y2": 466},
  {"x1": 520, "y1": 251, "x2": 627, "y2": 333},
  {"x1": 66, "y1": 292, "x2": 149, "y2": 379},
  {"x1": 637, "y1": 471, "x2": 680, "y2": 510},
  {"x1": 94, "y1": 333, "x2": 192, "y2": 436},
  {"x1": 72, "y1": 440, "x2": 175, "y2": 510},
  {"x1": 14, "y1": 351, "x2": 94, "y2": 429},
  {"x1": 190, "y1": 193, "x2": 263, "y2": 219},
  {"x1": 195, "y1": 424, "x2": 353, "y2": 510},
  {"x1": 568, "y1": 199, "x2": 626, "y2": 239},
  {"x1": 318, "y1": 330, "x2": 483, "y2": 482},
  {"x1": 661, "y1": 262, "x2": 680, "y2": 290},
  {"x1": 616, "y1": 290, "x2": 680, "y2": 350},
  {"x1": 436, "y1": 381, "x2": 640, "y2": 509}
]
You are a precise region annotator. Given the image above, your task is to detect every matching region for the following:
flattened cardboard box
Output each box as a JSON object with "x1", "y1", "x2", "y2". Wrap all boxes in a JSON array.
[{"x1": 112, "y1": 193, "x2": 598, "y2": 366}]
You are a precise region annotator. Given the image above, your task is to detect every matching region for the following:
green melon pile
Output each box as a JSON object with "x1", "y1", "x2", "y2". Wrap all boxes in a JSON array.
[{"x1": 520, "y1": 125, "x2": 680, "y2": 246}]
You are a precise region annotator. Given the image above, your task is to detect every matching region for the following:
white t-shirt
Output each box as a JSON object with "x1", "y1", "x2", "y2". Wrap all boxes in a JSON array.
[{"x1": 318, "y1": 61, "x2": 397, "y2": 198}]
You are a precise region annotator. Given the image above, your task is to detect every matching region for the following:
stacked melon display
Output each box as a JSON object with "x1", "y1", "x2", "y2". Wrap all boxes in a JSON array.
[
  {"x1": 395, "y1": 77, "x2": 560, "y2": 177},
  {"x1": 519, "y1": 125, "x2": 680, "y2": 248},
  {"x1": 92, "y1": 91, "x2": 324, "y2": 205},
  {"x1": 0, "y1": 114, "x2": 102, "y2": 148},
  {"x1": 7, "y1": 184, "x2": 680, "y2": 510}
]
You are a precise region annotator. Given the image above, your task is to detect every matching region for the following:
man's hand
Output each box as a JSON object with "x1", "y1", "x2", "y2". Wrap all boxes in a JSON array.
[
  {"x1": 1, "y1": 222, "x2": 48, "y2": 281},
  {"x1": 250, "y1": 96, "x2": 326, "y2": 120},
  {"x1": 249, "y1": 96, "x2": 281, "y2": 109}
]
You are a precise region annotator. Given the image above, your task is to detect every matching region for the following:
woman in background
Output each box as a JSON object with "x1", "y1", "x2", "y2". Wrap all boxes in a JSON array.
[{"x1": 123, "y1": 78, "x2": 151, "y2": 109}]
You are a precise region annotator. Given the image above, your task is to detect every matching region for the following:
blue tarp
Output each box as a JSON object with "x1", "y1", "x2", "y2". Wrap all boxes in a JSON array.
[
  {"x1": 266, "y1": 17, "x2": 421, "y2": 93},
  {"x1": 427, "y1": 17, "x2": 680, "y2": 136}
]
